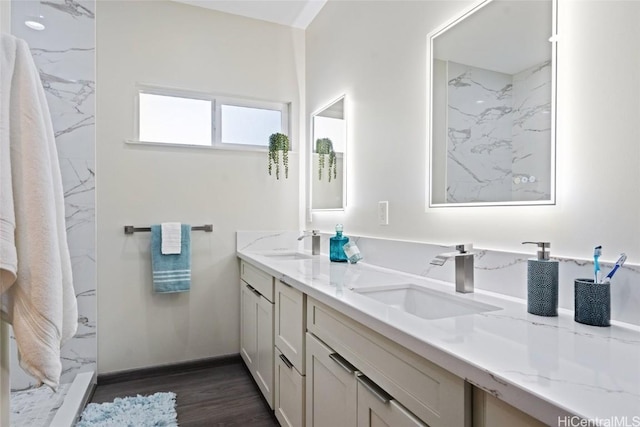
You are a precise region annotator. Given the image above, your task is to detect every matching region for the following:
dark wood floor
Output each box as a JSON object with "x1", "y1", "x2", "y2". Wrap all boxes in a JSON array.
[{"x1": 90, "y1": 360, "x2": 279, "y2": 426}]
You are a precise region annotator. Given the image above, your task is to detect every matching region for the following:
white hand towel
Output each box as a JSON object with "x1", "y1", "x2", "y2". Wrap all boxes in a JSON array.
[
  {"x1": 0, "y1": 34, "x2": 78, "y2": 390},
  {"x1": 161, "y1": 222, "x2": 182, "y2": 255}
]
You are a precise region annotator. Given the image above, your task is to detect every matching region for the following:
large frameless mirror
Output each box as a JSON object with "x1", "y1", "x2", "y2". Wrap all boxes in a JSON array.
[
  {"x1": 428, "y1": 0, "x2": 557, "y2": 207},
  {"x1": 311, "y1": 95, "x2": 346, "y2": 210}
]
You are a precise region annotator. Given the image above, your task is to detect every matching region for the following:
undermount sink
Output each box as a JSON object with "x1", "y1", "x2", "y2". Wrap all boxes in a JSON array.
[
  {"x1": 262, "y1": 252, "x2": 312, "y2": 261},
  {"x1": 354, "y1": 284, "x2": 501, "y2": 320}
]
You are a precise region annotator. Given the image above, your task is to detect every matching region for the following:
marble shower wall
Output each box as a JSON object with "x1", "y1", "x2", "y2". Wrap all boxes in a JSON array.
[
  {"x1": 10, "y1": 0, "x2": 95, "y2": 390},
  {"x1": 446, "y1": 60, "x2": 551, "y2": 203}
]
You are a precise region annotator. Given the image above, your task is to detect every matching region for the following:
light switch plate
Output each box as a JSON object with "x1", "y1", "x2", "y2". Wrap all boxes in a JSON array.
[{"x1": 378, "y1": 201, "x2": 389, "y2": 225}]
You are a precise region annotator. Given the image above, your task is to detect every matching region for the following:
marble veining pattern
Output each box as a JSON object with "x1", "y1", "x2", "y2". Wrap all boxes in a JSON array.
[
  {"x1": 236, "y1": 230, "x2": 302, "y2": 253},
  {"x1": 10, "y1": 383, "x2": 70, "y2": 427},
  {"x1": 42, "y1": 0, "x2": 94, "y2": 18},
  {"x1": 237, "y1": 231, "x2": 640, "y2": 424},
  {"x1": 512, "y1": 60, "x2": 552, "y2": 201},
  {"x1": 9, "y1": 0, "x2": 96, "y2": 392},
  {"x1": 446, "y1": 61, "x2": 514, "y2": 203},
  {"x1": 446, "y1": 60, "x2": 552, "y2": 203}
]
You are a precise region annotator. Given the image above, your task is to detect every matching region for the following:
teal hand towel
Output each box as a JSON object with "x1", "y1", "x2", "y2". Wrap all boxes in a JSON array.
[{"x1": 151, "y1": 224, "x2": 191, "y2": 293}]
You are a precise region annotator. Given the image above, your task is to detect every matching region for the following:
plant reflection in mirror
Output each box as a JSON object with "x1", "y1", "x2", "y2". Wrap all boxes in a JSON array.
[{"x1": 315, "y1": 138, "x2": 336, "y2": 182}]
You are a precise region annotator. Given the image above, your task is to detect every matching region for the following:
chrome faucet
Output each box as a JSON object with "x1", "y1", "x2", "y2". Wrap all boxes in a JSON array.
[
  {"x1": 298, "y1": 230, "x2": 321, "y2": 255},
  {"x1": 430, "y1": 243, "x2": 475, "y2": 293}
]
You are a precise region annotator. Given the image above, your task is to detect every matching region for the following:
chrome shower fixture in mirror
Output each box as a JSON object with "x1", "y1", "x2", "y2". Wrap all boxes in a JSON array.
[
  {"x1": 428, "y1": 0, "x2": 557, "y2": 207},
  {"x1": 310, "y1": 95, "x2": 346, "y2": 211}
]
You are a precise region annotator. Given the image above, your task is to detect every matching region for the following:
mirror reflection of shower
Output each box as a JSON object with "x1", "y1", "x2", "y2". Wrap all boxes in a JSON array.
[{"x1": 429, "y1": 0, "x2": 556, "y2": 206}]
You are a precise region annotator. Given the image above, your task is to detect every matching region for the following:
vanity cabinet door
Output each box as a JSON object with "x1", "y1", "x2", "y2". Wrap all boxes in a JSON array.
[
  {"x1": 275, "y1": 348, "x2": 305, "y2": 427},
  {"x1": 356, "y1": 377, "x2": 427, "y2": 427},
  {"x1": 240, "y1": 281, "x2": 275, "y2": 409},
  {"x1": 256, "y1": 290, "x2": 275, "y2": 409},
  {"x1": 306, "y1": 332, "x2": 358, "y2": 427},
  {"x1": 240, "y1": 283, "x2": 257, "y2": 370},
  {"x1": 275, "y1": 280, "x2": 306, "y2": 373},
  {"x1": 473, "y1": 389, "x2": 546, "y2": 427}
]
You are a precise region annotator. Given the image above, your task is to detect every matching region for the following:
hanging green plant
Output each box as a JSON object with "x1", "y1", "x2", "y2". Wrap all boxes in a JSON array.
[
  {"x1": 315, "y1": 138, "x2": 337, "y2": 182},
  {"x1": 268, "y1": 133, "x2": 289, "y2": 179}
]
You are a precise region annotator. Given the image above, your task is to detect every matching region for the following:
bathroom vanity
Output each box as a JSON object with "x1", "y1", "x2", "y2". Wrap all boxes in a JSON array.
[
  {"x1": 236, "y1": 231, "x2": 640, "y2": 427},
  {"x1": 237, "y1": 253, "x2": 555, "y2": 426}
]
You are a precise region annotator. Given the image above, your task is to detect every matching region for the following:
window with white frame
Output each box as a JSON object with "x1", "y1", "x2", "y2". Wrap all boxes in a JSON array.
[{"x1": 136, "y1": 87, "x2": 290, "y2": 150}]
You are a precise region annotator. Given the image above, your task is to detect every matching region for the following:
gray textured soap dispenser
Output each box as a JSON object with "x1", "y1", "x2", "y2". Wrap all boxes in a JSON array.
[{"x1": 522, "y1": 242, "x2": 558, "y2": 317}]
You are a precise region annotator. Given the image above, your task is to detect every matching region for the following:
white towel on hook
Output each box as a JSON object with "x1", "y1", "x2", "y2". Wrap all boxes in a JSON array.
[
  {"x1": 161, "y1": 222, "x2": 182, "y2": 255},
  {"x1": 0, "y1": 34, "x2": 78, "y2": 390}
]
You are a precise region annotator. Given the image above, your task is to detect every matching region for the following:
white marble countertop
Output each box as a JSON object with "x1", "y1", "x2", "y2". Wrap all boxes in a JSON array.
[{"x1": 237, "y1": 248, "x2": 640, "y2": 426}]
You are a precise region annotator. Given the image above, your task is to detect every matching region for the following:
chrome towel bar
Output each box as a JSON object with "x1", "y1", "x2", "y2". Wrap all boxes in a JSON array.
[{"x1": 124, "y1": 224, "x2": 213, "y2": 234}]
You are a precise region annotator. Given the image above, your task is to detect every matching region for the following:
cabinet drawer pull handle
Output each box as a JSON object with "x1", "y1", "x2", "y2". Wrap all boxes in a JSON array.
[
  {"x1": 279, "y1": 279, "x2": 292, "y2": 288},
  {"x1": 357, "y1": 375, "x2": 392, "y2": 404},
  {"x1": 279, "y1": 354, "x2": 294, "y2": 369},
  {"x1": 246, "y1": 284, "x2": 262, "y2": 297},
  {"x1": 329, "y1": 352, "x2": 357, "y2": 375}
]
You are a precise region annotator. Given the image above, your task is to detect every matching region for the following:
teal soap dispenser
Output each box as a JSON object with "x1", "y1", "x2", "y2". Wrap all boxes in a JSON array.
[
  {"x1": 522, "y1": 241, "x2": 558, "y2": 317},
  {"x1": 330, "y1": 224, "x2": 349, "y2": 262}
]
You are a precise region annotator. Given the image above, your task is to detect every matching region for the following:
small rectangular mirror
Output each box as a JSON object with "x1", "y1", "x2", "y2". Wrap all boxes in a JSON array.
[
  {"x1": 428, "y1": 0, "x2": 556, "y2": 207},
  {"x1": 311, "y1": 95, "x2": 346, "y2": 210}
]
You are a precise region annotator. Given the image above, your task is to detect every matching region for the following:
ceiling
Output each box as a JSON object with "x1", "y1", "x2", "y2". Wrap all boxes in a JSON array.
[{"x1": 172, "y1": 0, "x2": 327, "y2": 29}]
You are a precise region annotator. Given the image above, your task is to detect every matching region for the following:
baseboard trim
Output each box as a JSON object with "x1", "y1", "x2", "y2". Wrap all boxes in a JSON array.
[{"x1": 97, "y1": 353, "x2": 242, "y2": 386}]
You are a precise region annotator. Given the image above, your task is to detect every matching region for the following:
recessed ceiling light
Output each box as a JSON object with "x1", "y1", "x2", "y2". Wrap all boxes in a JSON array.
[{"x1": 25, "y1": 17, "x2": 45, "y2": 31}]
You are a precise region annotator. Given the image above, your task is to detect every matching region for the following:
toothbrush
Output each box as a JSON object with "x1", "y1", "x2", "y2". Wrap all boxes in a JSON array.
[
  {"x1": 602, "y1": 253, "x2": 627, "y2": 283},
  {"x1": 593, "y1": 246, "x2": 602, "y2": 283}
]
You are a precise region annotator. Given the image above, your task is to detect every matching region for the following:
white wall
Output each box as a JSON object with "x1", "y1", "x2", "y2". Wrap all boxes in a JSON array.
[
  {"x1": 306, "y1": 1, "x2": 640, "y2": 264},
  {"x1": 96, "y1": 1, "x2": 303, "y2": 374}
]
